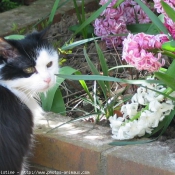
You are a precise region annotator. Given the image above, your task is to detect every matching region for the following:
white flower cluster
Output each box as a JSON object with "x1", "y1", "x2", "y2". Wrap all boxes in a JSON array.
[{"x1": 109, "y1": 79, "x2": 175, "y2": 140}]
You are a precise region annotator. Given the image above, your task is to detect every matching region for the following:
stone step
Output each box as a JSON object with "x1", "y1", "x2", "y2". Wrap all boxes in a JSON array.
[
  {"x1": 0, "y1": 0, "x2": 97, "y2": 37},
  {"x1": 30, "y1": 114, "x2": 175, "y2": 175}
]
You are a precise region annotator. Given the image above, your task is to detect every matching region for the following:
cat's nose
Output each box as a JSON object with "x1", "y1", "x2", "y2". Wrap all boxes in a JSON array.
[{"x1": 44, "y1": 77, "x2": 51, "y2": 84}]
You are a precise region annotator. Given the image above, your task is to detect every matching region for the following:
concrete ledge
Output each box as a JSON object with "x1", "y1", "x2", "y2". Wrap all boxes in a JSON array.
[
  {"x1": 30, "y1": 114, "x2": 175, "y2": 175},
  {"x1": 0, "y1": 0, "x2": 98, "y2": 37}
]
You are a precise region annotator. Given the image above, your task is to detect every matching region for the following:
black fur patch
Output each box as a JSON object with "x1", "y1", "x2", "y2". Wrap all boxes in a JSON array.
[{"x1": 0, "y1": 85, "x2": 33, "y2": 173}]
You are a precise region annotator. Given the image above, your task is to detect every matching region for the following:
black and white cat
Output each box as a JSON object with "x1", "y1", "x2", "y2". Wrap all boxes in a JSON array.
[{"x1": 0, "y1": 30, "x2": 59, "y2": 173}]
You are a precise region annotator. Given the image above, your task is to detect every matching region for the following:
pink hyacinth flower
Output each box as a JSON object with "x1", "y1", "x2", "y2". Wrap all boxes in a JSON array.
[
  {"x1": 94, "y1": 0, "x2": 151, "y2": 48},
  {"x1": 164, "y1": 18, "x2": 175, "y2": 39},
  {"x1": 122, "y1": 33, "x2": 168, "y2": 72},
  {"x1": 153, "y1": 0, "x2": 175, "y2": 15}
]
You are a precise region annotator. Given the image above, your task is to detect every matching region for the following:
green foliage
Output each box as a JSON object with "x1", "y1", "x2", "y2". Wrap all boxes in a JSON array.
[
  {"x1": 162, "y1": 40, "x2": 175, "y2": 52},
  {"x1": 47, "y1": 0, "x2": 61, "y2": 25},
  {"x1": 11, "y1": 23, "x2": 26, "y2": 35},
  {"x1": 70, "y1": 0, "x2": 94, "y2": 38},
  {"x1": 69, "y1": 0, "x2": 112, "y2": 39},
  {"x1": 4, "y1": 34, "x2": 24, "y2": 40},
  {"x1": 0, "y1": 0, "x2": 21, "y2": 12},
  {"x1": 40, "y1": 66, "x2": 78, "y2": 115},
  {"x1": 55, "y1": 0, "x2": 175, "y2": 145},
  {"x1": 33, "y1": 0, "x2": 71, "y2": 29},
  {"x1": 161, "y1": 0, "x2": 175, "y2": 23},
  {"x1": 57, "y1": 41, "x2": 159, "y2": 121},
  {"x1": 133, "y1": 0, "x2": 169, "y2": 35}
]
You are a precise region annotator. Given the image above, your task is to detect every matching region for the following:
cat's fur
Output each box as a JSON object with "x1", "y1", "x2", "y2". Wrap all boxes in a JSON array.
[{"x1": 0, "y1": 30, "x2": 59, "y2": 173}]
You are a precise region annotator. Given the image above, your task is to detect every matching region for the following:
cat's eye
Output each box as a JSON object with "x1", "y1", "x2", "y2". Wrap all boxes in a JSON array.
[
  {"x1": 23, "y1": 67, "x2": 36, "y2": 74},
  {"x1": 47, "y1": 61, "x2": 53, "y2": 68}
]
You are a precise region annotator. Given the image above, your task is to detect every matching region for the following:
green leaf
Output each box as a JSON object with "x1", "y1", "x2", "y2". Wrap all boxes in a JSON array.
[
  {"x1": 113, "y1": 0, "x2": 124, "y2": 8},
  {"x1": 133, "y1": 0, "x2": 169, "y2": 35},
  {"x1": 166, "y1": 59, "x2": 175, "y2": 77},
  {"x1": 61, "y1": 37, "x2": 100, "y2": 50},
  {"x1": 83, "y1": 48, "x2": 107, "y2": 99},
  {"x1": 48, "y1": 0, "x2": 61, "y2": 25},
  {"x1": 109, "y1": 139, "x2": 156, "y2": 146},
  {"x1": 40, "y1": 66, "x2": 77, "y2": 111},
  {"x1": 69, "y1": 24, "x2": 94, "y2": 38},
  {"x1": 127, "y1": 23, "x2": 152, "y2": 33},
  {"x1": 162, "y1": 50, "x2": 175, "y2": 60},
  {"x1": 154, "y1": 72, "x2": 175, "y2": 90},
  {"x1": 146, "y1": 23, "x2": 160, "y2": 34},
  {"x1": 74, "y1": 0, "x2": 112, "y2": 36},
  {"x1": 74, "y1": 71, "x2": 93, "y2": 102},
  {"x1": 94, "y1": 40, "x2": 110, "y2": 90},
  {"x1": 158, "y1": 107, "x2": 175, "y2": 136},
  {"x1": 73, "y1": 0, "x2": 82, "y2": 24},
  {"x1": 161, "y1": 1, "x2": 175, "y2": 23},
  {"x1": 56, "y1": 74, "x2": 161, "y2": 85},
  {"x1": 4, "y1": 35, "x2": 24, "y2": 40},
  {"x1": 162, "y1": 40, "x2": 175, "y2": 52},
  {"x1": 50, "y1": 88, "x2": 66, "y2": 115},
  {"x1": 158, "y1": 14, "x2": 165, "y2": 23}
]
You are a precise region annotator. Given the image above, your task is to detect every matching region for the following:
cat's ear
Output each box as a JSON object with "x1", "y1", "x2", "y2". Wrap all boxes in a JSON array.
[
  {"x1": 26, "y1": 26, "x2": 50, "y2": 41},
  {"x1": 38, "y1": 25, "x2": 51, "y2": 40},
  {"x1": 0, "y1": 38, "x2": 19, "y2": 60}
]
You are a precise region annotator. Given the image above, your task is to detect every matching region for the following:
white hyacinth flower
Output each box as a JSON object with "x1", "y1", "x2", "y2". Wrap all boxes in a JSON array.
[
  {"x1": 125, "y1": 103, "x2": 138, "y2": 119},
  {"x1": 149, "y1": 100, "x2": 162, "y2": 112},
  {"x1": 109, "y1": 77, "x2": 175, "y2": 140}
]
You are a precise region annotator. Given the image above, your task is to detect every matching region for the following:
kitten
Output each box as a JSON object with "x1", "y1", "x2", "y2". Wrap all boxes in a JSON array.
[{"x1": 0, "y1": 30, "x2": 59, "y2": 173}]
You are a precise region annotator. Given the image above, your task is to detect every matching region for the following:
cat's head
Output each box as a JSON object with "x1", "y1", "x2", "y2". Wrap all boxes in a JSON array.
[{"x1": 0, "y1": 30, "x2": 59, "y2": 93}]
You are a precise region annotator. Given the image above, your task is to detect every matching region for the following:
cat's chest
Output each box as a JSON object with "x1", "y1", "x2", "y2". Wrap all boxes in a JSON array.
[{"x1": 4, "y1": 86, "x2": 44, "y2": 120}]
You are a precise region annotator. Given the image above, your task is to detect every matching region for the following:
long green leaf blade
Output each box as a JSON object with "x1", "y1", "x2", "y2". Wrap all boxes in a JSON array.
[
  {"x1": 94, "y1": 40, "x2": 110, "y2": 90},
  {"x1": 73, "y1": 0, "x2": 82, "y2": 24},
  {"x1": 109, "y1": 139, "x2": 156, "y2": 146},
  {"x1": 161, "y1": 1, "x2": 175, "y2": 23},
  {"x1": 166, "y1": 59, "x2": 175, "y2": 77},
  {"x1": 74, "y1": 71, "x2": 93, "y2": 101},
  {"x1": 83, "y1": 48, "x2": 107, "y2": 98},
  {"x1": 56, "y1": 74, "x2": 161, "y2": 84},
  {"x1": 4, "y1": 35, "x2": 25, "y2": 40},
  {"x1": 74, "y1": 0, "x2": 112, "y2": 36},
  {"x1": 48, "y1": 0, "x2": 61, "y2": 25},
  {"x1": 158, "y1": 108, "x2": 175, "y2": 137},
  {"x1": 162, "y1": 40, "x2": 175, "y2": 52},
  {"x1": 134, "y1": 0, "x2": 169, "y2": 35},
  {"x1": 61, "y1": 37, "x2": 100, "y2": 50},
  {"x1": 154, "y1": 72, "x2": 175, "y2": 90}
]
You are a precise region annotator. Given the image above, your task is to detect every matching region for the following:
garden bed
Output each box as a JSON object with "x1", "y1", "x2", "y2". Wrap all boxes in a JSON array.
[
  {"x1": 1, "y1": 0, "x2": 175, "y2": 173},
  {"x1": 47, "y1": 10, "x2": 175, "y2": 141}
]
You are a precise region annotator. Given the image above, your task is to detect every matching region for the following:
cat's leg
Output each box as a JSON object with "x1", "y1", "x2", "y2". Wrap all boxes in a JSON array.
[{"x1": 27, "y1": 97, "x2": 50, "y2": 128}]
